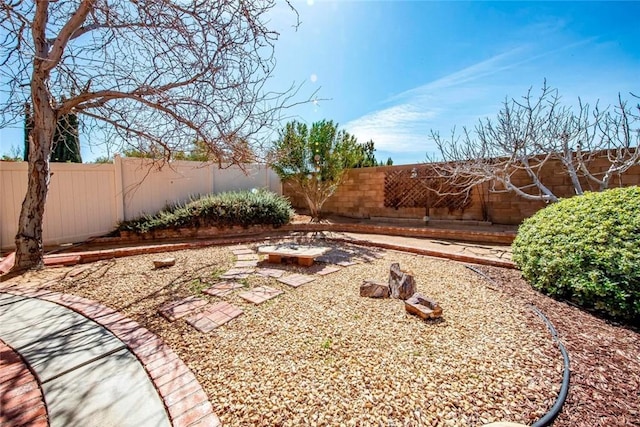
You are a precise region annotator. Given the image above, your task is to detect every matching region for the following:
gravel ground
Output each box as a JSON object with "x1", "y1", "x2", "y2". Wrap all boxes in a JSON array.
[{"x1": 4, "y1": 241, "x2": 571, "y2": 426}]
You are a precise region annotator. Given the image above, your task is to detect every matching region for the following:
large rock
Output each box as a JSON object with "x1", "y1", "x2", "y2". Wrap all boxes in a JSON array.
[
  {"x1": 388, "y1": 263, "x2": 417, "y2": 300},
  {"x1": 405, "y1": 293, "x2": 442, "y2": 320},
  {"x1": 360, "y1": 280, "x2": 390, "y2": 298}
]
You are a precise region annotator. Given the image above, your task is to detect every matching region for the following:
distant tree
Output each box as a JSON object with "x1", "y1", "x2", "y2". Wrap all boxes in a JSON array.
[
  {"x1": 1, "y1": 1, "x2": 306, "y2": 271},
  {"x1": 352, "y1": 140, "x2": 378, "y2": 168},
  {"x1": 385, "y1": 157, "x2": 394, "y2": 166},
  {"x1": 92, "y1": 156, "x2": 113, "y2": 164},
  {"x1": 428, "y1": 82, "x2": 640, "y2": 203},
  {"x1": 270, "y1": 120, "x2": 362, "y2": 220}
]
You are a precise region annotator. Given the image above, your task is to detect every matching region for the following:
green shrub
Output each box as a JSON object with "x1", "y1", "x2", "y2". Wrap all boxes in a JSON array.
[
  {"x1": 118, "y1": 189, "x2": 294, "y2": 233},
  {"x1": 512, "y1": 186, "x2": 640, "y2": 323}
]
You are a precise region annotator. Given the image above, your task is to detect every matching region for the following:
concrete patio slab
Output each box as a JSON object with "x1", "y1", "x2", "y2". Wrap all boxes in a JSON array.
[
  {"x1": 43, "y1": 347, "x2": 170, "y2": 427},
  {"x1": 0, "y1": 294, "x2": 125, "y2": 383}
]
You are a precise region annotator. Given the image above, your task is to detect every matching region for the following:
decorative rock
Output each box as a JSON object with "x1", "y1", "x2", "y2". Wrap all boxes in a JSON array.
[
  {"x1": 405, "y1": 293, "x2": 442, "y2": 320},
  {"x1": 388, "y1": 262, "x2": 417, "y2": 300},
  {"x1": 482, "y1": 423, "x2": 529, "y2": 427},
  {"x1": 360, "y1": 280, "x2": 390, "y2": 298},
  {"x1": 153, "y1": 258, "x2": 176, "y2": 268}
]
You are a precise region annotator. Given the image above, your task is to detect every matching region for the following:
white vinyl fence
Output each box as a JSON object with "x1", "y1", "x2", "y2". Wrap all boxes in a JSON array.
[{"x1": 0, "y1": 156, "x2": 281, "y2": 251}]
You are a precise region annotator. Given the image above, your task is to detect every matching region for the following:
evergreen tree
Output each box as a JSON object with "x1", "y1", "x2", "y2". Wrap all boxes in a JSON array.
[{"x1": 24, "y1": 103, "x2": 82, "y2": 163}]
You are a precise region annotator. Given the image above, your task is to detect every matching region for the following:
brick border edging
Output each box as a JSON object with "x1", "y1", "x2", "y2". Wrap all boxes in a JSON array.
[
  {"x1": 0, "y1": 338, "x2": 48, "y2": 427},
  {"x1": 325, "y1": 237, "x2": 516, "y2": 269},
  {"x1": 38, "y1": 224, "x2": 515, "y2": 270},
  {"x1": 0, "y1": 287, "x2": 220, "y2": 427}
]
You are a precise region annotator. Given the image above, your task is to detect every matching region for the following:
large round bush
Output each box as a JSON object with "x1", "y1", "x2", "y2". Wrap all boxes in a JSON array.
[{"x1": 512, "y1": 186, "x2": 640, "y2": 322}]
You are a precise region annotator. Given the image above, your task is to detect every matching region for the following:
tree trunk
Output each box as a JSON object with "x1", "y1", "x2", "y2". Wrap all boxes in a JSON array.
[{"x1": 13, "y1": 74, "x2": 56, "y2": 271}]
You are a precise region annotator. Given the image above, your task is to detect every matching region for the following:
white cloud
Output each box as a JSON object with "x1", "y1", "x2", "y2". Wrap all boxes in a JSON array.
[{"x1": 344, "y1": 40, "x2": 600, "y2": 157}]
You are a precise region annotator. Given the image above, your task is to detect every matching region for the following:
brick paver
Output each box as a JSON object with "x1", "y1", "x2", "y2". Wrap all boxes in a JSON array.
[
  {"x1": 255, "y1": 267, "x2": 286, "y2": 278},
  {"x1": 185, "y1": 302, "x2": 243, "y2": 333},
  {"x1": 0, "y1": 339, "x2": 48, "y2": 427},
  {"x1": 203, "y1": 282, "x2": 244, "y2": 297},
  {"x1": 277, "y1": 273, "x2": 316, "y2": 288},
  {"x1": 159, "y1": 297, "x2": 208, "y2": 322},
  {"x1": 238, "y1": 286, "x2": 284, "y2": 305}
]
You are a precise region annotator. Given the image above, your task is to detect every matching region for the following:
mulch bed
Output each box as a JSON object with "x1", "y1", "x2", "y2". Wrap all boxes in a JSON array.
[{"x1": 476, "y1": 266, "x2": 640, "y2": 427}]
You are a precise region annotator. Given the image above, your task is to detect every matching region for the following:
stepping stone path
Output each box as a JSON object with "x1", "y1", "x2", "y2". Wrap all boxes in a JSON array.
[
  {"x1": 220, "y1": 267, "x2": 254, "y2": 279},
  {"x1": 234, "y1": 260, "x2": 259, "y2": 268},
  {"x1": 238, "y1": 286, "x2": 283, "y2": 305},
  {"x1": 337, "y1": 260, "x2": 358, "y2": 267},
  {"x1": 159, "y1": 297, "x2": 208, "y2": 321},
  {"x1": 278, "y1": 273, "x2": 316, "y2": 288},
  {"x1": 231, "y1": 248, "x2": 255, "y2": 255},
  {"x1": 255, "y1": 267, "x2": 286, "y2": 278},
  {"x1": 314, "y1": 265, "x2": 341, "y2": 276},
  {"x1": 203, "y1": 282, "x2": 244, "y2": 297},
  {"x1": 160, "y1": 244, "x2": 381, "y2": 333},
  {"x1": 186, "y1": 302, "x2": 244, "y2": 333}
]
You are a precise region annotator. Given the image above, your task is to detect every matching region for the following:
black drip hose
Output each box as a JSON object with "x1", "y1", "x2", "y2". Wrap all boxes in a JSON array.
[
  {"x1": 464, "y1": 265, "x2": 571, "y2": 426},
  {"x1": 530, "y1": 306, "x2": 571, "y2": 427}
]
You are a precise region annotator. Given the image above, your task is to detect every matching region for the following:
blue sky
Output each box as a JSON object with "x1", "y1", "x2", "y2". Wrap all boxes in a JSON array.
[
  {"x1": 1, "y1": 1, "x2": 638, "y2": 164},
  {"x1": 270, "y1": 0, "x2": 639, "y2": 164}
]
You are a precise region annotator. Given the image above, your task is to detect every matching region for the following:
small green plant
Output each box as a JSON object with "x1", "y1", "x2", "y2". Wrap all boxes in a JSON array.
[
  {"x1": 512, "y1": 186, "x2": 640, "y2": 323},
  {"x1": 117, "y1": 189, "x2": 294, "y2": 234},
  {"x1": 189, "y1": 278, "x2": 208, "y2": 294},
  {"x1": 321, "y1": 337, "x2": 333, "y2": 349}
]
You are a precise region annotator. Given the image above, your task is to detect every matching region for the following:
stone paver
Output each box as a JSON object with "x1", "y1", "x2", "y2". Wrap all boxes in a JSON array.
[
  {"x1": 185, "y1": 302, "x2": 243, "y2": 333},
  {"x1": 220, "y1": 267, "x2": 254, "y2": 279},
  {"x1": 255, "y1": 267, "x2": 286, "y2": 278},
  {"x1": 236, "y1": 254, "x2": 259, "y2": 261},
  {"x1": 203, "y1": 281, "x2": 244, "y2": 297},
  {"x1": 314, "y1": 265, "x2": 341, "y2": 276},
  {"x1": 238, "y1": 286, "x2": 284, "y2": 305},
  {"x1": 159, "y1": 296, "x2": 208, "y2": 322},
  {"x1": 231, "y1": 248, "x2": 254, "y2": 256},
  {"x1": 234, "y1": 260, "x2": 259, "y2": 268},
  {"x1": 277, "y1": 273, "x2": 316, "y2": 288},
  {"x1": 337, "y1": 260, "x2": 358, "y2": 267}
]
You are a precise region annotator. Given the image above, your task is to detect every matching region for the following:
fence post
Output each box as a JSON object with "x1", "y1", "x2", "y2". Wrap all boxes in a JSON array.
[{"x1": 113, "y1": 155, "x2": 125, "y2": 222}]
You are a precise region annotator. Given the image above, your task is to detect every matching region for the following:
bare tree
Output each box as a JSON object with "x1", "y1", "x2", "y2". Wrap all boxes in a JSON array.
[
  {"x1": 428, "y1": 82, "x2": 640, "y2": 203},
  {"x1": 0, "y1": 0, "x2": 306, "y2": 271}
]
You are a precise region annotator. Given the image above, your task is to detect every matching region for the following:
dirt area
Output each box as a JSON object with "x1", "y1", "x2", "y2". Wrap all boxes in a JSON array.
[{"x1": 2, "y1": 240, "x2": 638, "y2": 426}]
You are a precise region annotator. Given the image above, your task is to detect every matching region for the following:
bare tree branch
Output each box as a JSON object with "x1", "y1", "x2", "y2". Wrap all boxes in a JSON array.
[{"x1": 428, "y1": 82, "x2": 640, "y2": 205}]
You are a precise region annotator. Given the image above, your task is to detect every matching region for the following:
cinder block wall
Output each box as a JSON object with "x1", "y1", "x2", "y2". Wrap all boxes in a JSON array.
[{"x1": 283, "y1": 157, "x2": 640, "y2": 225}]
